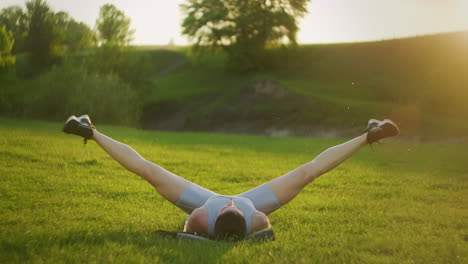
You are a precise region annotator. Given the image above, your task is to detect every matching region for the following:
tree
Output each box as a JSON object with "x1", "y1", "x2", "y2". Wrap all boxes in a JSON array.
[
  {"x1": 64, "y1": 20, "x2": 96, "y2": 52},
  {"x1": 0, "y1": 6, "x2": 28, "y2": 53},
  {"x1": 0, "y1": 25, "x2": 15, "y2": 69},
  {"x1": 96, "y1": 4, "x2": 134, "y2": 46},
  {"x1": 24, "y1": 0, "x2": 62, "y2": 68},
  {"x1": 181, "y1": 0, "x2": 310, "y2": 71},
  {"x1": 53, "y1": 11, "x2": 95, "y2": 53}
]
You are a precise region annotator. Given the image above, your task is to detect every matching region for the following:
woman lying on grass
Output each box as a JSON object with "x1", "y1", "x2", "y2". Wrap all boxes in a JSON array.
[{"x1": 63, "y1": 115, "x2": 399, "y2": 241}]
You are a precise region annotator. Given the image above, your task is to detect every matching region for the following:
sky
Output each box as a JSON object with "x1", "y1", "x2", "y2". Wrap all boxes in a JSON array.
[{"x1": 1, "y1": 0, "x2": 467, "y2": 45}]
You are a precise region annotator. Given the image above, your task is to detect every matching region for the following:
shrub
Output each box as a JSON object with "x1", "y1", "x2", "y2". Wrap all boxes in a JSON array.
[
  {"x1": 0, "y1": 25, "x2": 16, "y2": 70},
  {"x1": 0, "y1": 69, "x2": 21, "y2": 115},
  {"x1": 85, "y1": 45, "x2": 153, "y2": 90},
  {"x1": 1, "y1": 63, "x2": 141, "y2": 125}
]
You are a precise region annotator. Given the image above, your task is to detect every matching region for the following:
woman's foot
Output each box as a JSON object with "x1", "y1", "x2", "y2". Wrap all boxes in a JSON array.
[
  {"x1": 63, "y1": 115, "x2": 95, "y2": 143},
  {"x1": 366, "y1": 119, "x2": 400, "y2": 143}
]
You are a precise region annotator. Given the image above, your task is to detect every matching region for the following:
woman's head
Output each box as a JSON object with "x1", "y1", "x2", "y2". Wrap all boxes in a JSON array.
[{"x1": 214, "y1": 201, "x2": 246, "y2": 241}]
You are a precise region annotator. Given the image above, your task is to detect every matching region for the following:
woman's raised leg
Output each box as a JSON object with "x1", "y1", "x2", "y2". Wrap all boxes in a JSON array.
[
  {"x1": 265, "y1": 133, "x2": 368, "y2": 206},
  {"x1": 241, "y1": 119, "x2": 399, "y2": 214},
  {"x1": 92, "y1": 130, "x2": 190, "y2": 202}
]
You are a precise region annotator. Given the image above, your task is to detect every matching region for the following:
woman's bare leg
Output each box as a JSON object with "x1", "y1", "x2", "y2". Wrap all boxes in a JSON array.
[
  {"x1": 266, "y1": 133, "x2": 368, "y2": 206},
  {"x1": 92, "y1": 129, "x2": 190, "y2": 202}
]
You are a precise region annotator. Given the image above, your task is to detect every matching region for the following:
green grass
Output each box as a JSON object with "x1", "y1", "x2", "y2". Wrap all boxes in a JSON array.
[
  {"x1": 150, "y1": 63, "x2": 249, "y2": 103},
  {"x1": 1, "y1": 118, "x2": 467, "y2": 263}
]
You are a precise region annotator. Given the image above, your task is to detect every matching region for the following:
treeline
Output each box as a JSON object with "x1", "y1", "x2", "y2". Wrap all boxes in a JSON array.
[
  {"x1": 1, "y1": 0, "x2": 313, "y2": 126},
  {"x1": 0, "y1": 0, "x2": 95, "y2": 73},
  {"x1": 0, "y1": 0, "x2": 153, "y2": 124}
]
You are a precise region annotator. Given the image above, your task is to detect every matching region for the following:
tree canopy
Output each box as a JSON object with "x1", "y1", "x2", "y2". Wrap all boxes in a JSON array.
[
  {"x1": 0, "y1": 0, "x2": 96, "y2": 72},
  {"x1": 96, "y1": 4, "x2": 134, "y2": 46},
  {"x1": 54, "y1": 11, "x2": 96, "y2": 53},
  {"x1": 0, "y1": 6, "x2": 27, "y2": 53},
  {"x1": 181, "y1": 0, "x2": 310, "y2": 71},
  {"x1": 25, "y1": 0, "x2": 62, "y2": 68},
  {"x1": 0, "y1": 25, "x2": 15, "y2": 69}
]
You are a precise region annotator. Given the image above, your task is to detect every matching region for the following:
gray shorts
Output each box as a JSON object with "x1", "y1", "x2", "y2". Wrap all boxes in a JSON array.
[{"x1": 174, "y1": 183, "x2": 282, "y2": 215}]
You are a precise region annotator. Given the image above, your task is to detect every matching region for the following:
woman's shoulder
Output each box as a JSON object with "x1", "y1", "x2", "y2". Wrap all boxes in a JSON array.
[
  {"x1": 250, "y1": 210, "x2": 270, "y2": 233},
  {"x1": 192, "y1": 206, "x2": 208, "y2": 216},
  {"x1": 186, "y1": 206, "x2": 209, "y2": 236}
]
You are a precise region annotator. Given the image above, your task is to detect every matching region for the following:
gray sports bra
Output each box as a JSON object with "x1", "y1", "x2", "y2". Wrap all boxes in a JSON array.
[{"x1": 204, "y1": 195, "x2": 256, "y2": 237}]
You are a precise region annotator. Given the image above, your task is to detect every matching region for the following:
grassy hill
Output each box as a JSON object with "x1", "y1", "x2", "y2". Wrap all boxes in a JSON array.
[
  {"x1": 2, "y1": 32, "x2": 466, "y2": 139},
  {"x1": 142, "y1": 31, "x2": 468, "y2": 139}
]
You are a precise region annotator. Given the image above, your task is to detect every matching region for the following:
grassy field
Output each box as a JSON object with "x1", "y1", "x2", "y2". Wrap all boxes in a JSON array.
[{"x1": 1, "y1": 118, "x2": 467, "y2": 263}]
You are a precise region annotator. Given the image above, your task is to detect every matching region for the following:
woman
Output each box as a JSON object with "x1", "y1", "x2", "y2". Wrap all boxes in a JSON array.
[{"x1": 63, "y1": 115, "x2": 399, "y2": 241}]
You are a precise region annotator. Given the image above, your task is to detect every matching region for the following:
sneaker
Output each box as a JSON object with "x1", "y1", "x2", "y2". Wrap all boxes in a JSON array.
[
  {"x1": 365, "y1": 119, "x2": 400, "y2": 144},
  {"x1": 63, "y1": 115, "x2": 95, "y2": 143}
]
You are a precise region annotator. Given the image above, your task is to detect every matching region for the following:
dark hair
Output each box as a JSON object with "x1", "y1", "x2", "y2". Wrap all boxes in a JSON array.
[{"x1": 214, "y1": 209, "x2": 246, "y2": 241}]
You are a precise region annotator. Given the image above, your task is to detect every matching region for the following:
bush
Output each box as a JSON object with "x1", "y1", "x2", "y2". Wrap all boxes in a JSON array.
[
  {"x1": 1, "y1": 63, "x2": 141, "y2": 125},
  {"x1": 0, "y1": 25, "x2": 16, "y2": 70},
  {"x1": 0, "y1": 69, "x2": 21, "y2": 115},
  {"x1": 85, "y1": 45, "x2": 153, "y2": 90}
]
